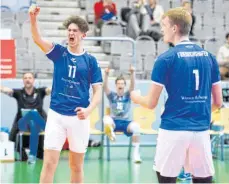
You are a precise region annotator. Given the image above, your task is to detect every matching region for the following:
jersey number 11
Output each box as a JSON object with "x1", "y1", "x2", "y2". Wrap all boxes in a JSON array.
[{"x1": 68, "y1": 65, "x2": 76, "y2": 78}]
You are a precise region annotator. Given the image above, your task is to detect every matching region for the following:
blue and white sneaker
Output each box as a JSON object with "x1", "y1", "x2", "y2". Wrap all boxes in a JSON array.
[
  {"x1": 27, "y1": 155, "x2": 36, "y2": 164},
  {"x1": 178, "y1": 173, "x2": 192, "y2": 181}
]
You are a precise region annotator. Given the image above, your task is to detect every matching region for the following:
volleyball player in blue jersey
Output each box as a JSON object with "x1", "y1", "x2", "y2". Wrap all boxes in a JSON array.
[
  {"x1": 131, "y1": 7, "x2": 222, "y2": 183},
  {"x1": 29, "y1": 5, "x2": 102, "y2": 183}
]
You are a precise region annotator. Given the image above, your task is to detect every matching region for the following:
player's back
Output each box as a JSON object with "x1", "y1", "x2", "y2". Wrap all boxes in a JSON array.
[{"x1": 154, "y1": 41, "x2": 220, "y2": 131}]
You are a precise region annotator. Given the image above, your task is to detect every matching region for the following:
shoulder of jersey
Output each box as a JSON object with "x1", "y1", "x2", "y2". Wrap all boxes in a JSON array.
[
  {"x1": 86, "y1": 52, "x2": 101, "y2": 67},
  {"x1": 86, "y1": 52, "x2": 98, "y2": 61},
  {"x1": 157, "y1": 47, "x2": 176, "y2": 61}
]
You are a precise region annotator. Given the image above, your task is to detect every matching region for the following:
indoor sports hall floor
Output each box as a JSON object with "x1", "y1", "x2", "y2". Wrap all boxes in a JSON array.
[{"x1": 1, "y1": 147, "x2": 229, "y2": 183}]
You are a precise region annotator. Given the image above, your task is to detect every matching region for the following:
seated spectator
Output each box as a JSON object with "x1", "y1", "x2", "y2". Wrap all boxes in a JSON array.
[
  {"x1": 126, "y1": 0, "x2": 150, "y2": 39},
  {"x1": 94, "y1": 0, "x2": 117, "y2": 36},
  {"x1": 182, "y1": 1, "x2": 196, "y2": 36},
  {"x1": 0, "y1": 72, "x2": 51, "y2": 164},
  {"x1": 145, "y1": 0, "x2": 164, "y2": 41},
  {"x1": 103, "y1": 66, "x2": 142, "y2": 163},
  {"x1": 126, "y1": 0, "x2": 163, "y2": 41},
  {"x1": 217, "y1": 33, "x2": 229, "y2": 80},
  {"x1": 145, "y1": 0, "x2": 164, "y2": 27}
]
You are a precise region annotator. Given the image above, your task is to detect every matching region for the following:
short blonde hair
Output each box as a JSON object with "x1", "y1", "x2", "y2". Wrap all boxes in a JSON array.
[{"x1": 162, "y1": 7, "x2": 192, "y2": 36}]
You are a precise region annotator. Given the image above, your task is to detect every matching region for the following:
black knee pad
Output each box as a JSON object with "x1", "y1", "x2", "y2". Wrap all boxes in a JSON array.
[
  {"x1": 192, "y1": 176, "x2": 213, "y2": 183},
  {"x1": 156, "y1": 171, "x2": 177, "y2": 183}
]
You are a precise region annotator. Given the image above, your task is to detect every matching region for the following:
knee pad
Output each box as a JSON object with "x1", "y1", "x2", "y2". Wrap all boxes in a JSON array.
[
  {"x1": 129, "y1": 122, "x2": 141, "y2": 136},
  {"x1": 103, "y1": 115, "x2": 114, "y2": 125},
  {"x1": 156, "y1": 172, "x2": 177, "y2": 183},
  {"x1": 192, "y1": 176, "x2": 212, "y2": 183}
]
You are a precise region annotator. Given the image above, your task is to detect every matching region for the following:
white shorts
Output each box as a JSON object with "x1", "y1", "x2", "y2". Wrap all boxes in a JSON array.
[
  {"x1": 154, "y1": 128, "x2": 215, "y2": 177},
  {"x1": 44, "y1": 109, "x2": 90, "y2": 153}
]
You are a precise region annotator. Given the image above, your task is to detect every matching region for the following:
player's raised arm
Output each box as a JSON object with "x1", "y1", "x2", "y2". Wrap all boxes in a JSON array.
[
  {"x1": 104, "y1": 67, "x2": 111, "y2": 95},
  {"x1": 0, "y1": 86, "x2": 13, "y2": 96},
  {"x1": 29, "y1": 5, "x2": 53, "y2": 53},
  {"x1": 129, "y1": 65, "x2": 135, "y2": 92}
]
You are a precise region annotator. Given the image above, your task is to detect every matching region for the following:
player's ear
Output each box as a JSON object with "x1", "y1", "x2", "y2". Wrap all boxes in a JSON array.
[
  {"x1": 173, "y1": 25, "x2": 178, "y2": 33},
  {"x1": 82, "y1": 33, "x2": 86, "y2": 39}
]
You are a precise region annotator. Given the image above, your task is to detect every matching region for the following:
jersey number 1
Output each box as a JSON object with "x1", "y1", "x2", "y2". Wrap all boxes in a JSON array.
[
  {"x1": 68, "y1": 65, "x2": 76, "y2": 78},
  {"x1": 193, "y1": 69, "x2": 199, "y2": 90}
]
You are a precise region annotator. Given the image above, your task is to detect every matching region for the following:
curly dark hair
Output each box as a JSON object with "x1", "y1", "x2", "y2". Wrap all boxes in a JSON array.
[
  {"x1": 63, "y1": 16, "x2": 89, "y2": 33},
  {"x1": 115, "y1": 75, "x2": 126, "y2": 85}
]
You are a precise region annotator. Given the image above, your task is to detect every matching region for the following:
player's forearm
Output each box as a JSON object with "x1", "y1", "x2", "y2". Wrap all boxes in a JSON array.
[
  {"x1": 212, "y1": 104, "x2": 220, "y2": 112},
  {"x1": 211, "y1": 83, "x2": 223, "y2": 112},
  {"x1": 30, "y1": 20, "x2": 52, "y2": 52},
  {"x1": 31, "y1": 20, "x2": 42, "y2": 46},
  {"x1": 88, "y1": 87, "x2": 102, "y2": 113},
  {"x1": 137, "y1": 95, "x2": 155, "y2": 109},
  {"x1": 129, "y1": 72, "x2": 135, "y2": 92},
  {"x1": 0, "y1": 86, "x2": 13, "y2": 95},
  {"x1": 103, "y1": 73, "x2": 110, "y2": 93},
  {"x1": 212, "y1": 101, "x2": 223, "y2": 112}
]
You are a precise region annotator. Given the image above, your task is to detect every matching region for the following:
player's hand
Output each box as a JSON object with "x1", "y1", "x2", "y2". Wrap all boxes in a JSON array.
[
  {"x1": 105, "y1": 67, "x2": 110, "y2": 75},
  {"x1": 129, "y1": 65, "x2": 135, "y2": 74},
  {"x1": 130, "y1": 90, "x2": 141, "y2": 104},
  {"x1": 75, "y1": 107, "x2": 90, "y2": 120},
  {"x1": 29, "y1": 4, "x2": 40, "y2": 21}
]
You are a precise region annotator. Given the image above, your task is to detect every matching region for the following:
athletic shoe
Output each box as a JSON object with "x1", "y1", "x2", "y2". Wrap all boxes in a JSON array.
[
  {"x1": 133, "y1": 153, "x2": 142, "y2": 164},
  {"x1": 104, "y1": 124, "x2": 116, "y2": 141},
  {"x1": 177, "y1": 173, "x2": 192, "y2": 181},
  {"x1": 88, "y1": 140, "x2": 101, "y2": 147},
  {"x1": 27, "y1": 155, "x2": 36, "y2": 164}
]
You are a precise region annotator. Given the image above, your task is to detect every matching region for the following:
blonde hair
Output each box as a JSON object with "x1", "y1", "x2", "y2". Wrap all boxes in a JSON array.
[{"x1": 162, "y1": 7, "x2": 192, "y2": 36}]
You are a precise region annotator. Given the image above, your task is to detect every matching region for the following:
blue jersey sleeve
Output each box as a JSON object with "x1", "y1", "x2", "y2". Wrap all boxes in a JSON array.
[
  {"x1": 90, "y1": 56, "x2": 103, "y2": 85},
  {"x1": 151, "y1": 57, "x2": 168, "y2": 86},
  {"x1": 46, "y1": 43, "x2": 65, "y2": 62},
  {"x1": 125, "y1": 91, "x2": 130, "y2": 98},
  {"x1": 211, "y1": 55, "x2": 221, "y2": 84}
]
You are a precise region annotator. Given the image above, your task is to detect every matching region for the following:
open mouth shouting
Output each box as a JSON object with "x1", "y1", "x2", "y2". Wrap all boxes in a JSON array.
[{"x1": 69, "y1": 36, "x2": 75, "y2": 43}]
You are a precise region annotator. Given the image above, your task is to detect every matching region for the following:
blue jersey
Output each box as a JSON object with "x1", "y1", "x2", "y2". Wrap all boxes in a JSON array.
[
  {"x1": 151, "y1": 41, "x2": 220, "y2": 131},
  {"x1": 46, "y1": 44, "x2": 103, "y2": 116},
  {"x1": 107, "y1": 91, "x2": 132, "y2": 121}
]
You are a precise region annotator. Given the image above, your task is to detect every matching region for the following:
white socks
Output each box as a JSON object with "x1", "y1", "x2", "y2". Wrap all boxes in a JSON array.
[{"x1": 133, "y1": 143, "x2": 140, "y2": 156}]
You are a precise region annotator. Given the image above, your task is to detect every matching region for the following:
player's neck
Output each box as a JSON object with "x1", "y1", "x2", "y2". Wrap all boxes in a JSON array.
[
  {"x1": 68, "y1": 45, "x2": 84, "y2": 55},
  {"x1": 117, "y1": 91, "x2": 124, "y2": 96},
  {"x1": 173, "y1": 35, "x2": 189, "y2": 46},
  {"x1": 25, "y1": 87, "x2": 34, "y2": 95}
]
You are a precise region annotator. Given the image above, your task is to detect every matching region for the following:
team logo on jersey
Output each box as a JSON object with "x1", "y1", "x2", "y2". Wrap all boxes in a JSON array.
[
  {"x1": 33, "y1": 93, "x2": 37, "y2": 99},
  {"x1": 71, "y1": 58, "x2": 76, "y2": 62},
  {"x1": 185, "y1": 45, "x2": 193, "y2": 49}
]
